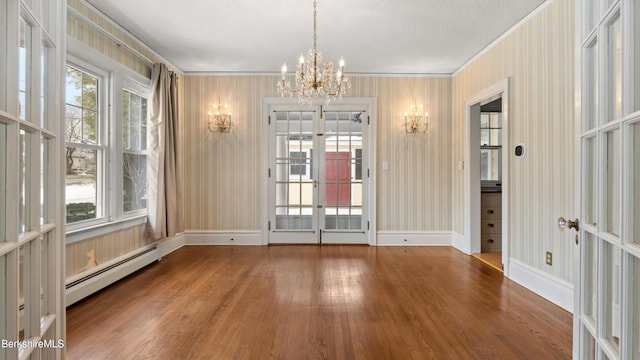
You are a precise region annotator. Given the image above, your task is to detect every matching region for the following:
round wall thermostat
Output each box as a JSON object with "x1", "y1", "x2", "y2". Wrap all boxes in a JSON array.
[{"x1": 515, "y1": 144, "x2": 526, "y2": 158}]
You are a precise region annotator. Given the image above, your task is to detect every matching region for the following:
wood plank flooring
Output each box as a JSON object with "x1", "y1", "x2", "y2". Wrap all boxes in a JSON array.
[
  {"x1": 471, "y1": 252, "x2": 503, "y2": 272},
  {"x1": 66, "y1": 246, "x2": 572, "y2": 359}
]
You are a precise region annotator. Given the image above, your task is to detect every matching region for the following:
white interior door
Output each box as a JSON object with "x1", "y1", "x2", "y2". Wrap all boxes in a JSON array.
[
  {"x1": 266, "y1": 99, "x2": 374, "y2": 244},
  {"x1": 573, "y1": 1, "x2": 640, "y2": 359}
]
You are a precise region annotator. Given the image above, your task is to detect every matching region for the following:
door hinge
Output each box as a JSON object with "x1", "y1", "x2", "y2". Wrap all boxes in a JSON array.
[
  {"x1": 368, "y1": 115, "x2": 370, "y2": 125},
  {"x1": 268, "y1": 168, "x2": 271, "y2": 177},
  {"x1": 268, "y1": 221, "x2": 271, "y2": 231},
  {"x1": 368, "y1": 169, "x2": 370, "y2": 178},
  {"x1": 320, "y1": 106, "x2": 324, "y2": 118},
  {"x1": 268, "y1": 115, "x2": 271, "y2": 125},
  {"x1": 367, "y1": 221, "x2": 370, "y2": 230},
  {"x1": 320, "y1": 229, "x2": 323, "y2": 241}
]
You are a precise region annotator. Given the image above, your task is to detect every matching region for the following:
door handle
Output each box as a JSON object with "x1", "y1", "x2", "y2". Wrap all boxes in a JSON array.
[{"x1": 558, "y1": 217, "x2": 579, "y2": 231}]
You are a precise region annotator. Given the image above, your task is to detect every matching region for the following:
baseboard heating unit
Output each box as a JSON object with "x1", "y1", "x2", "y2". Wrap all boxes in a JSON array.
[{"x1": 66, "y1": 246, "x2": 160, "y2": 306}]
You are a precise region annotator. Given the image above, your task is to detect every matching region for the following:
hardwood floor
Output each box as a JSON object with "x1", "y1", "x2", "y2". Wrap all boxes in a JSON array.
[
  {"x1": 471, "y1": 252, "x2": 503, "y2": 272},
  {"x1": 66, "y1": 246, "x2": 572, "y2": 359}
]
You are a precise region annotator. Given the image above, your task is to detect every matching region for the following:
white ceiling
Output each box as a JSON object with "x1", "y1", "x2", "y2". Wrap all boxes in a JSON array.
[{"x1": 85, "y1": 0, "x2": 547, "y2": 75}]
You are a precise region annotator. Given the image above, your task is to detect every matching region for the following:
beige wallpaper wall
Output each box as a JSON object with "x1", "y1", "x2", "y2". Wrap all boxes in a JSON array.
[
  {"x1": 452, "y1": 0, "x2": 575, "y2": 281},
  {"x1": 182, "y1": 75, "x2": 452, "y2": 232},
  {"x1": 66, "y1": 224, "x2": 150, "y2": 276}
]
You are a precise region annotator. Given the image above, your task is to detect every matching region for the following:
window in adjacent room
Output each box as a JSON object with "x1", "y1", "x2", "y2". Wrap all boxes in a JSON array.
[{"x1": 480, "y1": 112, "x2": 502, "y2": 183}]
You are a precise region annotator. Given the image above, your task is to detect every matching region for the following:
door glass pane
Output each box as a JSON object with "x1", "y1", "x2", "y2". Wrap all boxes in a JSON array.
[
  {"x1": 586, "y1": 41, "x2": 598, "y2": 131},
  {"x1": 18, "y1": 245, "x2": 25, "y2": 341},
  {"x1": 19, "y1": 129, "x2": 31, "y2": 234},
  {"x1": 41, "y1": 137, "x2": 50, "y2": 224},
  {"x1": 274, "y1": 111, "x2": 314, "y2": 230},
  {"x1": 0, "y1": 2, "x2": 6, "y2": 111},
  {"x1": 0, "y1": 123, "x2": 6, "y2": 242},
  {"x1": 18, "y1": 16, "x2": 32, "y2": 121},
  {"x1": 41, "y1": 41, "x2": 50, "y2": 129},
  {"x1": 41, "y1": 235, "x2": 50, "y2": 317},
  {"x1": 605, "y1": 129, "x2": 621, "y2": 236},
  {"x1": 583, "y1": 232, "x2": 598, "y2": 323},
  {"x1": 632, "y1": 255, "x2": 640, "y2": 360},
  {"x1": 608, "y1": 13, "x2": 622, "y2": 121},
  {"x1": 583, "y1": 136, "x2": 597, "y2": 226},
  {"x1": 585, "y1": 0, "x2": 597, "y2": 35},
  {"x1": 633, "y1": 122, "x2": 640, "y2": 245},
  {"x1": 324, "y1": 111, "x2": 363, "y2": 231},
  {"x1": 582, "y1": 325, "x2": 596, "y2": 360},
  {"x1": 604, "y1": 241, "x2": 621, "y2": 354},
  {"x1": 635, "y1": 1, "x2": 640, "y2": 113}
]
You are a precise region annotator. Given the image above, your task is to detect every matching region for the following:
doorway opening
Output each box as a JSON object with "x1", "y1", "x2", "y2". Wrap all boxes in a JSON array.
[
  {"x1": 463, "y1": 78, "x2": 510, "y2": 276},
  {"x1": 472, "y1": 98, "x2": 503, "y2": 272}
]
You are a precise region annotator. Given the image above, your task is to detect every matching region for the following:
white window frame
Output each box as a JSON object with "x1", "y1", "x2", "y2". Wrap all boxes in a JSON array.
[
  {"x1": 64, "y1": 59, "x2": 109, "y2": 231},
  {"x1": 117, "y1": 79, "x2": 149, "y2": 219},
  {"x1": 65, "y1": 46, "x2": 150, "y2": 244}
]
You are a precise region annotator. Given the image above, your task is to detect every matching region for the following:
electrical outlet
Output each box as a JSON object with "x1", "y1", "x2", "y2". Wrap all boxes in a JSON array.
[{"x1": 545, "y1": 251, "x2": 553, "y2": 266}]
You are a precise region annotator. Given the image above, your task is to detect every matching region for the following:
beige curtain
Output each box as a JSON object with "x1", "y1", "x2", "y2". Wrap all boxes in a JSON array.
[{"x1": 147, "y1": 63, "x2": 183, "y2": 240}]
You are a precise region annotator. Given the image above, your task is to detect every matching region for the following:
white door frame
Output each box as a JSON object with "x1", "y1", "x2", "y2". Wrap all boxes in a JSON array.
[
  {"x1": 462, "y1": 78, "x2": 510, "y2": 276},
  {"x1": 261, "y1": 97, "x2": 377, "y2": 246}
]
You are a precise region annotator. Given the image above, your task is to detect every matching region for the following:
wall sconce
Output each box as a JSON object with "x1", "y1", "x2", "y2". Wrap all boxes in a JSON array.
[
  {"x1": 404, "y1": 103, "x2": 428, "y2": 134},
  {"x1": 208, "y1": 99, "x2": 232, "y2": 133}
]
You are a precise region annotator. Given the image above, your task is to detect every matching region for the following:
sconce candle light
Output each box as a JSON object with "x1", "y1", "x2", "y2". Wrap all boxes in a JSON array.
[
  {"x1": 208, "y1": 99, "x2": 232, "y2": 133},
  {"x1": 404, "y1": 103, "x2": 428, "y2": 134}
]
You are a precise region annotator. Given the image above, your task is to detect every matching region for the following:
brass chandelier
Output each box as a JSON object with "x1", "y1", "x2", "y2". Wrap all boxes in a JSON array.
[{"x1": 277, "y1": 0, "x2": 350, "y2": 105}]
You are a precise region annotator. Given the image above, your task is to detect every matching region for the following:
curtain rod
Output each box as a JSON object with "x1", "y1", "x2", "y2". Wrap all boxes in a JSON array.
[{"x1": 67, "y1": 6, "x2": 155, "y2": 67}]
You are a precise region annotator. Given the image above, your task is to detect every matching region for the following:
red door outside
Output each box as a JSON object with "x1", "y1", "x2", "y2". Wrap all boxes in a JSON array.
[{"x1": 325, "y1": 152, "x2": 351, "y2": 206}]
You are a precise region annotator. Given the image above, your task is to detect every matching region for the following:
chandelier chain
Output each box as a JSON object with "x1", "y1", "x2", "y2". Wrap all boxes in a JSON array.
[{"x1": 313, "y1": 0, "x2": 318, "y2": 50}]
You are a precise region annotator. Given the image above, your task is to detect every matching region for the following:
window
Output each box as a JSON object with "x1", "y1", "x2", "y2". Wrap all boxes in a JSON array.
[
  {"x1": 65, "y1": 65, "x2": 103, "y2": 224},
  {"x1": 122, "y1": 89, "x2": 148, "y2": 213},
  {"x1": 289, "y1": 151, "x2": 307, "y2": 176},
  {"x1": 64, "y1": 57, "x2": 150, "y2": 236},
  {"x1": 480, "y1": 112, "x2": 502, "y2": 182}
]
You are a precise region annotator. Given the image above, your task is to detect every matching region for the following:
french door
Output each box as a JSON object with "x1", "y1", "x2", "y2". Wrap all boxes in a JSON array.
[
  {"x1": 265, "y1": 99, "x2": 374, "y2": 244},
  {"x1": 574, "y1": 0, "x2": 640, "y2": 359}
]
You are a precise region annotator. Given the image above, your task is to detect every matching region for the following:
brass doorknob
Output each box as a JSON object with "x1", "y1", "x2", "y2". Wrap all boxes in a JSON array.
[{"x1": 558, "y1": 217, "x2": 579, "y2": 231}]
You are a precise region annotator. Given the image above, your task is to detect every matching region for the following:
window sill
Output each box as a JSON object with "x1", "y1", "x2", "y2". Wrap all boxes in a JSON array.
[{"x1": 66, "y1": 215, "x2": 147, "y2": 244}]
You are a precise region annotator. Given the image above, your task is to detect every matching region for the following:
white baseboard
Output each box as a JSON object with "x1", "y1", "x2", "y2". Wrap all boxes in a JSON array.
[
  {"x1": 66, "y1": 246, "x2": 160, "y2": 306},
  {"x1": 156, "y1": 233, "x2": 186, "y2": 257},
  {"x1": 185, "y1": 231, "x2": 263, "y2": 245},
  {"x1": 451, "y1": 232, "x2": 470, "y2": 254},
  {"x1": 508, "y1": 259, "x2": 574, "y2": 313},
  {"x1": 376, "y1": 231, "x2": 452, "y2": 246}
]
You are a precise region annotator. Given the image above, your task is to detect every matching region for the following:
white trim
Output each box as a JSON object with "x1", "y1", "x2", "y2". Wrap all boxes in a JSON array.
[
  {"x1": 509, "y1": 259, "x2": 574, "y2": 313},
  {"x1": 67, "y1": 37, "x2": 150, "y2": 85},
  {"x1": 453, "y1": 0, "x2": 556, "y2": 76},
  {"x1": 184, "y1": 231, "x2": 263, "y2": 246},
  {"x1": 185, "y1": 72, "x2": 452, "y2": 78},
  {"x1": 65, "y1": 215, "x2": 147, "y2": 244},
  {"x1": 156, "y1": 233, "x2": 186, "y2": 257},
  {"x1": 451, "y1": 232, "x2": 467, "y2": 252},
  {"x1": 376, "y1": 231, "x2": 452, "y2": 246}
]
